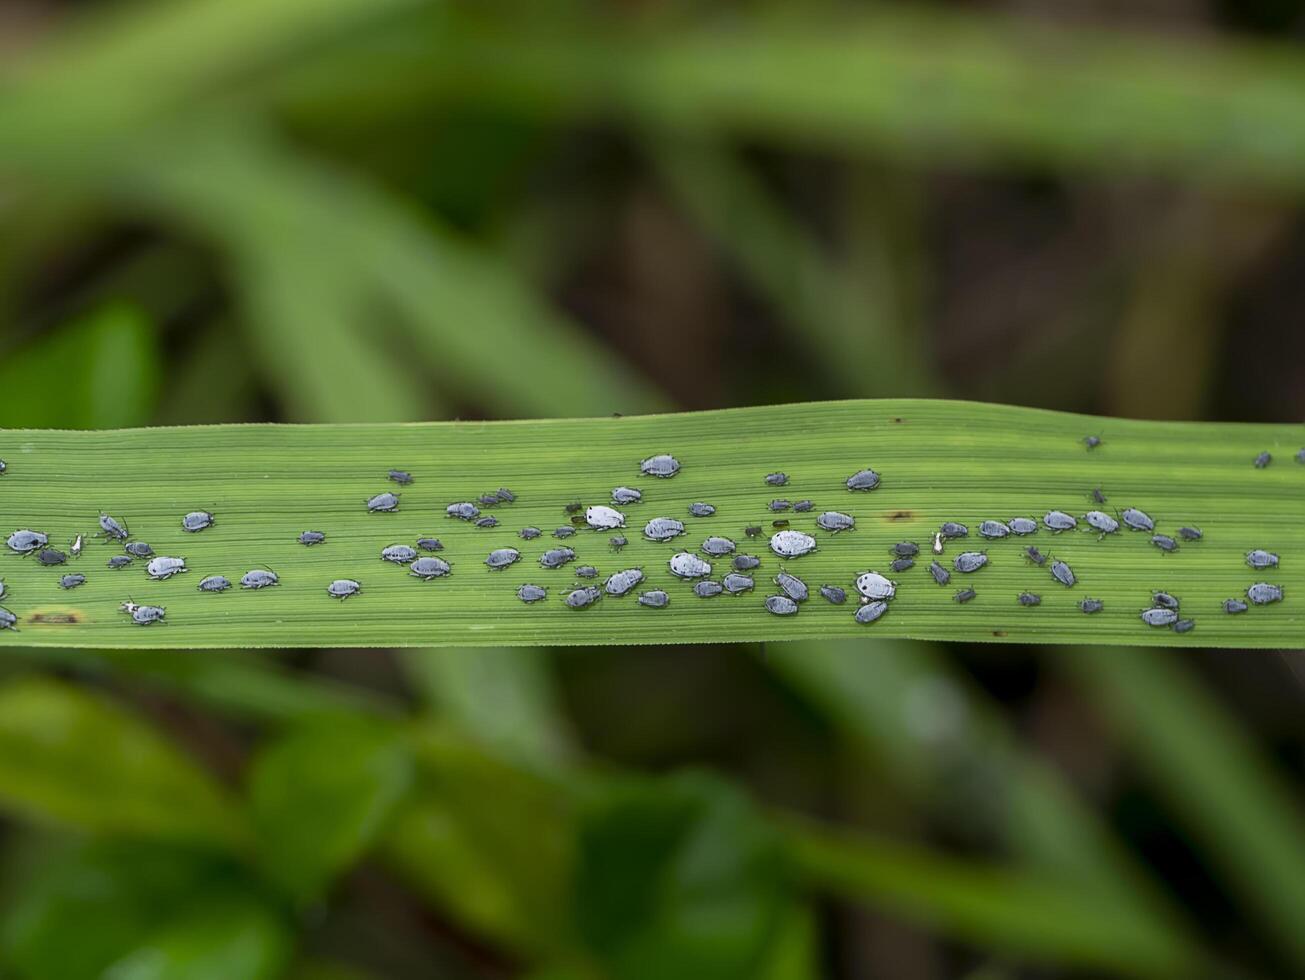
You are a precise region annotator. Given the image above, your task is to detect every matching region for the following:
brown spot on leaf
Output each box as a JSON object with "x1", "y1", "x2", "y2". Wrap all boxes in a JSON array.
[
  {"x1": 28, "y1": 609, "x2": 81, "y2": 625},
  {"x1": 893, "y1": 417, "x2": 904, "y2": 423},
  {"x1": 887, "y1": 511, "x2": 914, "y2": 521},
  {"x1": 992, "y1": 630, "x2": 1007, "y2": 637}
]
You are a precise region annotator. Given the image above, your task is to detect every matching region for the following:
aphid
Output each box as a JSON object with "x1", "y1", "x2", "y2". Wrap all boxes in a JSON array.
[
  {"x1": 6, "y1": 529, "x2": 48, "y2": 554},
  {"x1": 609, "y1": 535, "x2": 628, "y2": 552},
  {"x1": 368, "y1": 492, "x2": 400, "y2": 513},
  {"x1": 517, "y1": 584, "x2": 547, "y2": 604},
  {"x1": 410, "y1": 556, "x2": 451, "y2": 579},
  {"x1": 389, "y1": 470, "x2": 413, "y2": 485},
  {"x1": 1246, "y1": 582, "x2": 1283, "y2": 605},
  {"x1": 769, "y1": 499, "x2": 792, "y2": 512},
  {"x1": 816, "y1": 511, "x2": 855, "y2": 533},
  {"x1": 475, "y1": 516, "x2": 499, "y2": 529},
  {"x1": 928, "y1": 561, "x2": 950, "y2": 585},
  {"x1": 939, "y1": 522, "x2": 969, "y2": 539},
  {"x1": 0, "y1": 580, "x2": 5, "y2": 600},
  {"x1": 59, "y1": 574, "x2": 86, "y2": 590},
  {"x1": 892, "y1": 542, "x2": 919, "y2": 558},
  {"x1": 643, "y1": 517, "x2": 686, "y2": 543},
  {"x1": 640, "y1": 454, "x2": 681, "y2": 478},
  {"x1": 771, "y1": 520, "x2": 790, "y2": 529},
  {"x1": 855, "y1": 571, "x2": 896, "y2": 601},
  {"x1": 819, "y1": 585, "x2": 847, "y2": 604},
  {"x1": 107, "y1": 555, "x2": 132, "y2": 569},
  {"x1": 1152, "y1": 592, "x2": 1180, "y2": 610},
  {"x1": 1043, "y1": 511, "x2": 1077, "y2": 532},
  {"x1": 0, "y1": 607, "x2": 16, "y2": 631},
  {"x1": 1083, "y1": 435, "x2": 1102, "y2": 450},
  {"x1": 1223, "y1": 598, "x2": 1248, "y2": 614},
  {"x1": 145, "y1": 556, "x2": 187, "y2": 579},
  {"x1": 1253, "y1": 451, "x2": 1271, "y2": 469},
  {"x1": 1079, "y1": 598, "x2": 1104, "y2": 614},
  {"x1": 845, "y1": 468, "x2": 880, "y2": 491},
  {"x1": 479, "y1": 494, "x2": 501, "y2": 507},
  {"x1": 1017, "y1": 592, "x2": 1041, "y2": 606},
  {"x1": 638, "y1": 590, "x2": 670, "y2": 608},
  {"x1": 765, "y1": 472, "x2": 789, "y2": 486},
  {"x1": 1141, "y1": 607, "x2": 1178, "y2": 627},
  {"x1": 515, "y1": 527, "x2": 541, "y2": 542},
  {"x1": 181, "y1": 511, "x2": 214, "y2": 533},
  {"x1": 563, "y1": 502, "x2": 584, "y2": 515},
  {"x1": 69, "y1": 534, "x2": 83, "y2": 558},
  {"x1": 701, "y1": 536, "x2": 736, "y2": 557},
  {"x1": 932, "y1": 532, "x2": 944, "y2": 554},
  {"x1": 605, "y1": 567, "x2": 645, "y2": 596},
  {"x1": 446, "y1": 502, "x2": 479, "y2": 520},
  {"x1": 765, "y1": 594, "x2": 799, "y2": 616},
  {"x1": 382, "y1": 544, "x2": 417, "y2": 564},
  {"x1": 124, "y1": 541, "x2": 154, "y2": 558},
  {"x1": 723, "y1": 573, "x2": 755, "y2": 595},
  {"x1": 198, "y1": 575, "x2": 231, "y2": 592},
  {"x1": 299, "y1": 531, "x2": 326, "y2": 546},
  {"x1": 775, "y1": 570, "x2": 809, "y2": 602},
  {"x1": 496, "y1": 488, "x2": 516, "y2": 503},
  {"x1": 417, "y1": 537, "x2": 444, "y2": 551},
  {"x1": 241, "y1": 569, "x2": 279, "y2": 589},
  {"x1": 1150, "y1": 534, "x2": 1178, "y2": 553},
  {"x1": 0, "y1": 460, "x2": 5, "y2": 475},
  {"x1": 1246, "y1": 549, "x2": 1279, "y2": 570},
  {"x1": 669, "y1": 552, "x2": 712, "y2": 579},
  {"x1": 954, "y1": 551, "x2": 988, "y2": 574},
  {"x1": 1177, "y1": 527, "x2": 1203, "y2": 542},
  {"x1": 744, "y1": 526, "x2": 762, "y2": 539},
  {"x1": 1083, "y1": 511, "x2": 1119, "y2": 535},
  {"x1": 855, "y1": 600, "x2": 888, "y2": 624},
  {"x1": 954, "y1": 588, "x2": 976, "y2": 604},
  {"x1": 688, "y1": 502, "x2": 716, "y2": 517},
  {"x1": 327, "y1": 579, "x2": 362, "y2": 600},
  {"x1": 575, "y1": 565, "x2": 598, "y2": 579},
  {"x1": 36, "y1": 549, "x2": 68, "y2": 566},
  {"x1": 1008, "y1": 517, "x2": 1038, "y2": 536},
  {"x1": 769, "y1": 530, "x2": 816, "y2": 558},
  {"x1": 98, "y1": 514, "x2": 129, "y2": 540},
  {"x1": 1172, "y1": 619, "x2": 1196, "y2": 634},
  {"x1": 1120, "y1": 507, "x2": 1154, "y2": 532},
  {"x1": 585, "y1": 505, "x2": 626, "y2": 530},
  {"x1": 1090, "y1": 487, "x2": 1107, "y2": 505},
  {"x1": 1024, "y1": 545, "x2": 1047, "y2": 566},
  {"x1": 131, "y1": 605, "x2": 167, "y2": 626},
  {"x1": 565, "y1": 586, "x2": 602, "y2": 609},
  {"x1": 539, "y1": 547, "x2": 576, "y2": 569},
  {"x1": 978, "y1": 520, "x2": 1010, "y2": 539},
  {"x1": 1298, "y1": 447, "x2": 1305, "y2": 464},
  {"x1": 485, "y1": 548, "x2": 521, "y2": 570},
  {"x1": 792, "y1": 500, "x2": 814, "y2": 513},
  {"x1": 553, "y1": 526, "x2": 576, "y2": 539},
  {"x1": 1049, "y1": 560, "x2": 1075, "y2": 587},
  {"x1": 890, "y1": 557, "x2": 915, "y2": 573},
  {"x1": 732, "y1": 554, "x2": 761, "y2": 571},
  {"x1": 694, "y1": 580, "x2": 724, "y2": 598}
]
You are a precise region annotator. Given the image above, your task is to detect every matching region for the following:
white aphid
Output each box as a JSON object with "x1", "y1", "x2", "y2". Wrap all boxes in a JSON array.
[
  {"x1": 855, "y1": 571, "x2": 896, "y2": 601},
  {"x1": 585, "y1": 505, "x2": 626, "y2": 530},
  {"x1": 769, "y1": 530, "x2": 817, "y2": 558},
  {"x1": 668, "y1": 551, "x2": 712, "y2": 579}
]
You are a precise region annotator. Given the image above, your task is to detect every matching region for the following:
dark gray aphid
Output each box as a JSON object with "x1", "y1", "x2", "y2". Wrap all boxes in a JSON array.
[
  {"x1": 1223, "y1": 598, "x2": 1248, "y2": 614},
  {"x1": 765, "y1": 473, "x2": 790, "y2": 488},
  {"x1": 609, "y1": 535, "x2": 628, "y2": 551},
  {"x1": 585, "y1": 505, "x2": 626, "y2": 530},
  {"x1": 1008, "y1": 517, "x2": 1038, "y2": 536},
  {"x1": 198, "y1": 575, "x2": 231, "y2": 592},
  {"x1": 7, "y1": 529, "x2": 48, "y2": 554},
  {"x1": 733, "y1": 554, "x2": 761, "y2": 571},
  {"x1": 1024, "y1": 545, "x2": 1047, "y2": 566},
  {"x1": 59, "y1": 574, "x2": 86, "y2": 590},
  {"x1": 368, "y1": 492, "x2": 400, "y2": 513},
  {"x1": 1141, "y1": 607, "x2": 1178, "y2": 627},
  {"x1": 638, "y1": 590, "x2": 670, "y2": 608},
  {"x1": 382, "y1": 544, "x2": 418, "y2": 564},
  {"x1": 769, "y1": 530, "x2": 816, "y2": 558},
  {"x1": 640, "y1": 454, "x2": 681, "y2": 478},
  {"x1": 0, "y1": 607, "x2": 15, "y2": 631},
  {"x1": 890, "y1": 557, "x2": 915, "y2": 573},
  {"x1": 563, "y1": 503, "x2": 584, "y2": 515},
  {"x1": 1150, "y1": 534, "x2": 1178, "y2": 553},
  {"x1": 1247, "y1": 582, "x2": 1283, "y2": 605},
  {"x1": 124, "y1": 541, "x2": 154, "y2": 558},
  {"x1": 954, "y1": 588, "x2": 976, "y2": 604},
  {"x1": 1079, "y1": 598, "x2": 1104, "y2": 614},
  {"x1": 145, "y1": 556, "x2": 186, "y2": 579},
  {"x1": 928, "y1": 561, "x2": 950, "y2": 585},
  {"x1": 1043, "y1": 511, "x2": 1077, "y2": 532},
  {"x1": 694, "y1": 580, "x2": 724, "y2": 598},
  {"x1": 669, "y1": 552, "x2": 712, "y2": 579},
  {"x1": 1152, "y1": 592, "x2": 1179, "y2": 610},
  {"x1": 701, "y1": 536, "x2": 736, "y2": 557},
  {"x1": 611, "y1": 486, "x2": 643, "y2": 505},
  {"x1": 688, "y1": 502, "x2": 716, "y2": 517},
  {"x1": 792, "y1": 500, "x2": 814, "y2": 513},
  {"x1": 769, "y1": 499, "x2": 792, "y2": 512},
  {"x1": 539, "y1": 547, "x2": 576, "y2": 569},
  {"x1": 1083, "y1": 435, "x2": 1102, "y2": 450},
  {"x1": 954, "y1": 551, "x2": 988, "y2": 573},
  {"x1": 486, "y1": 548, "x2": 521, "y2": 570},
  {"x1": 939, "y1": 522, "x2": 969, "y2": 539},
  {"x1": 475, "y1": 516, "x2": 499, "y2": 529},
  {"x1": 479, "y1": 493, "x2": 501, "y2": 506},
  {"x1": 744, "y1": 525, "x2": 763, "y2": 538},
  {"x1": 605, "y1": 568, "x2": 645, "y2": 596},
  {"x1": 517, "y1": 527, "x2": 542, "y2": 541},
  {"x1": 564, "y1": 586, "x2": 602, "y2": 609},
  {"x1": 107, "y1": 555, "x2": 132, "y2": 569},
  {"x1": 98, "y1": 514, "x2": 128, "y2": 540},
  {"x1": 1298, "y1": 447, "x2": 1305, "y2": 464},
  {"x1": 1253, "y1": 451, "x2": 1271, "y2": 469},
  {"x1": 817, "y1": 511, "x2": 855, "y2": 533},
  {"x1": 765, "y1": 594, "x2": 799, "y2": 616},
  {"x1": 1049, "y1": 559, "x2": 1075, "y2": 587},
  {"x1": 497, "y1": 488, "x2": 516, "y2": 503},
  {"x1": 772, "y1": 519, "x2": 790, "y2": 529},
  {"x1": 1091, "y1": 487, "x2": 1107, "y2": 505},
  {"x1": 553, "y1": 526, "x2": 576, "y2": 539},
  {"x1": 1083, "y1": 511, "x2": 1119, "y2": 535},
  {"x1": 517, "y1": 584, "x2": 547, "y2": 604},
  {"x1": 327, "y1": 579, "x2": 362, "y2": 600},
  {"x1": 643, "y1": 517, "x2": 685, "y2": 543},
  {"x1": 855, "y1": 600, "x2": 889, "y2": 624},
  {"x1": 131, "y1": 605, "x2": 166, "y2": 626},
  {"x1": 892, "y1": 541, "x2": 919, "y2": 558},
  {"x1": 775, "y1": 570, "x2": 809, "y2": 602},
  {"x1": 1177, "y1": 527, "x2": 1203, "y2": 542},
  {"x1": 723, "y1": 573, "x2": 754, "y2": 595},
  {"x1": 845, "y1": 468, "x2": 880, "y2": 491},
  {"x1": 978, "y1": 520, "x2": 1011, "y2": 539},
  {"x1": 418, "y1": 537, "x2": 444, "y2": 551},
  {"x1": 819, "y1": 585, "x2": 847, "y2": 604},
  {"x1": 36, "y1": 549, "x2": 67, "y2": 566},
  {"x1": 389, "y1": 470, "x2": 413, "y2": 485},
  {"x1": 1172, "y1": 618, "x2": 1196, "y2": 634},
  {"x1": 1018, "y1": 592, "x2": 1041, "y2": 606},
  {"x1": 574, "y1": 565, "x2": 598, "y2": 579},
  {"x1": 410, "y1": 557, "x2": 451, "y2": 580},
  {"x1": 299, "y1": 530, "x2": 326, "y2": 546},
  {"x1": 181, "y1": 511, "x2": 214, "y2": 532},
  {"x1": 241, "y1": 569, "x2": 279, "y2": 589},
  {"x1": 1120, "y1": 507, "x2": 1154, "y2": 532},
  {"x1": 446, "y1": 502, "x2": 479, "y2": 521},
  {"x1": 1246, "y1": 549, "x2": 1279, "y2": 570}
]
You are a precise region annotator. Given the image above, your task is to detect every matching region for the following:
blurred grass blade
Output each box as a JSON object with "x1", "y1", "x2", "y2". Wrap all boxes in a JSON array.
[
  {"x1": 1064, "y1": 648, "x2": 1305, "y2": 972},
  {"x1": 0, "y1": 400, "x2": 1299, "y2": 649}
]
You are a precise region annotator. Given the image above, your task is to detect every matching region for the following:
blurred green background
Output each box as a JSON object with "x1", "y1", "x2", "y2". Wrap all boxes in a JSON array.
[{"x1": 2, "y1": 1, "x2": 1305, "y2": 977}]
